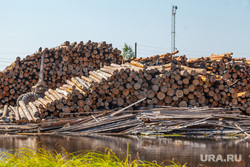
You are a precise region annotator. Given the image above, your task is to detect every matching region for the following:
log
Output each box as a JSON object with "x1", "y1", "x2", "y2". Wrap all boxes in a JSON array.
[
  {"x1": 18, "y1": 106, "x2": 27, "y2": 121},
  {"x1": 130, "y1": 61, "x2": 145, "y2": 68},
  {"x1": 19, "y1": 101, "x2": 33, "y2": 122},
  {"x1": 28, "y1": 102, "x2": 40, "y2": 117},
  {"x1": 179, "y1": 101, "x2": 187, "y2": 107},
  {"x1": 9, "y1": 106, "x2": 20, "y2": 122},
  {"x1": 1, "y1": 104, "x2": 8, "y2": 119}
]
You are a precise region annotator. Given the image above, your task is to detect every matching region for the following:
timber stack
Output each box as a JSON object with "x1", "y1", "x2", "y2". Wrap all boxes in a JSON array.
[
  {"x1": 0, "y1": 41, "x2": 123, "y2": 108},
  {"x1": 182, "y1": 52, "x2": 250, "y2": 113},
  {"x1": 130, "y1": 52, "x2": 249, "y2": 113},
  {"x1": 2, "y1": 57, "x2": 248, "y2": 123},
  {"x1": 125, "y1": 50, "x2": 180, "y2": 66},
  {"x1": 0, "y1": 40, "x2": 249, "y2": 124}
]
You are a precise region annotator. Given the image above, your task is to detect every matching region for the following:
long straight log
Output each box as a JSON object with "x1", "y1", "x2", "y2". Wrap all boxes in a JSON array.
[
  {"x1": 1, "y1": 104, "x2": 8, "y2": 119},
  {"x1": 19, "y1": 101, "x2": 33, "y2": 122},
  {"x1": 28, "y1": 102, "x2": 39, "y2": 117},
  {"x1": 18, "y1": 106, "x2": 27, "y2": 121},
  {"x1": 110, "y1": 97, "x2": 146, "y2": 117}
]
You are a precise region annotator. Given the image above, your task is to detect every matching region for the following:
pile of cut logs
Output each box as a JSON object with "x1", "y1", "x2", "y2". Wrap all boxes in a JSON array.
[
  {"x1": 0, "y1": 41, "x2": 122, "y2": 107},
  {"x1": 182, "y1": 53, "x2": 250, "y2": 113},
  {"x1": 1, "y1": 56, "x2": 248, "y2": 123},
  {"x1": 131, "y1": 52, "x2": 249, "y2": 111},
  {"x1": 125, "y1": 50, "x2": 180, "y2": 66},
  {"x1": 0, "y1": 46, "x2": 249, "y2": 124}
]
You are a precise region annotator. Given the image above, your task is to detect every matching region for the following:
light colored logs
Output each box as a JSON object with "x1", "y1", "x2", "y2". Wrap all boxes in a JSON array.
[
  {"x1": 130, "y1": 61, "x2": 145, "y2": 68},
  {"x1": 1, "y1": 105, "x2": 8, "y2": 119},
  {"x1": 18, "y1": 106, "x2": 27, "y2": 120},
  {"x1": 19, "y1": 101, "x2": 33, "y2": 122}
]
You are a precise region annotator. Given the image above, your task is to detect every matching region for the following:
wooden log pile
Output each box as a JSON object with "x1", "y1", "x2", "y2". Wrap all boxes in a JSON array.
[
  {"x1": 0, "y1": 41, "x2": 122, "y2": 107},
  {"x1": 0, "y1": 47, "x2": 249, "y2": 123},
  {"x1": 4, "y1": 58, "x2": 247, "y2": 123},
  {"x1": 184, "y1": 52, "x2": 233, "y2": 68},
  {"x1": 134, "y1": 51, "x2": 249, "y2": 114},
  {"x1": 21, "y1": 63, "x2": 162, "y2": 121},
  {"x1": 179, "y1": 53, "x2": 250, "y2": 114},
  {"x1": 125, "y1": 50, "x2": 180, "y2": 66}
]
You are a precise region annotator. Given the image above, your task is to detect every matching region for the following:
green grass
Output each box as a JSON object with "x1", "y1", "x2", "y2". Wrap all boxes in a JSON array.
[{"x1": 0, "y1": 143, "x2": 186, "y2": 167}]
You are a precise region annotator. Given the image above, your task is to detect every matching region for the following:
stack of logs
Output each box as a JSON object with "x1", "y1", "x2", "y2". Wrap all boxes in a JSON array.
[
  {"x1": 0, "y1": 41, "x2": 123, "y2": 108},
  {"x1": 2, "y1": 58, "x2": 248, "y2": 123},
  {"x1": 182, "y1": 53, "x2": 250, "y2": 109},
  {"x1": 125, "y1": 50, "x2": 180, "y2": 66},
  {"x1": 131, "y1": 52, "x2": 250, "y2": 112}
]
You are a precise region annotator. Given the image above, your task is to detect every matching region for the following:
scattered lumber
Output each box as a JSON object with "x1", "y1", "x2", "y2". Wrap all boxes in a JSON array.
[
  {"x1": 1, "y1": 107, "x2": 249, "y2": 139},
  {"x1": 125, "y1": 107, "x2": 250, "y2": 137}
]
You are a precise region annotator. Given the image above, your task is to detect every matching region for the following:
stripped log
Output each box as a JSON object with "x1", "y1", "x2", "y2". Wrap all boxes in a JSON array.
[
  {"x1": 1, "y1": 105, "x2": 8, "y2": 119},
  {"x1": 19, "y1": 101, "x2": 33, "y2": 122}
]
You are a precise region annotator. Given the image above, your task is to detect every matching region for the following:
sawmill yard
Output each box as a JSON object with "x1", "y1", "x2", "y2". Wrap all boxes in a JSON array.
[{"x1": 0, "y1": 40, "x2": 249, "y2": 138}]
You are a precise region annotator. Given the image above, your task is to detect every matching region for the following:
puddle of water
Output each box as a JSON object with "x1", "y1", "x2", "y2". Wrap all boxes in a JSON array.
[{"x1": 0, "y1": 134, "x2": 249, "y2": 167}]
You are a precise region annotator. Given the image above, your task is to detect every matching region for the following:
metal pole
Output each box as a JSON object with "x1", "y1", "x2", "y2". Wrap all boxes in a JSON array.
[
  {"x1": 39, "y1": 53, "x2": 45, "y2": 82},
  {"x1": 171, "y1": 6, "x2": 177, "y2": 53},
  {"x1": 135, "y1": 42, "x2": 137, "y2": 59}
]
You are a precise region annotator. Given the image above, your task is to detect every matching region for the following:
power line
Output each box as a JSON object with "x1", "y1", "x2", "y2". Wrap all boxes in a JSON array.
[
  {"x1": 0, "y1": 52, "x2": 32, "y2": 54},
  {"x1": 179, "y1": 49, "x2": 212, "y2": 54},
  {"x1": 138, "y1": 45, "x2": 170, "y2": 50},
  {"x1": 137, "y1": 49, "x2": 165, "y2": 53},
  {"x1": 175, "y1": 34, "x2": 186, "y2": 51},
  {"x1": 138, "y1": 51, "x2": 154, "y2": 55},
  {"x1": 0, "y1": 60, "x2": 13, "y2": 63},
  {"x1": 137, "y1": 52, "x2": 155, "y2": 56},
  {"x1": 138, "y1": 44, "x2": 250, "y2": 55}
]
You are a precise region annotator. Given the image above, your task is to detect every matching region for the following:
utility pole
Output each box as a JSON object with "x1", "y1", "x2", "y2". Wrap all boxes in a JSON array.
[
  {"x1": 135, "y1": 42, "x2": 137, "y2": 59},
  {"x1": 171, "y1": 5, "x2": 177, "y2": 53}
]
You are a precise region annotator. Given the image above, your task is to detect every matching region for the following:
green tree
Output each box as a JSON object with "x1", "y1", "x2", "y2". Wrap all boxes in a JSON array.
[{"x1": 122, "y1": 43, "x2": 135, "y2": 60}]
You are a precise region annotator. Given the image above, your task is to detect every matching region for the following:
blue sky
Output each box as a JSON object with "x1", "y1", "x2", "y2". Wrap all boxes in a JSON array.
[{"x1": 0, "y1": 0, "x2": 249, "y2": 70}]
